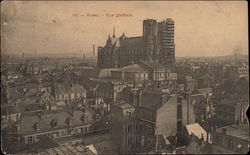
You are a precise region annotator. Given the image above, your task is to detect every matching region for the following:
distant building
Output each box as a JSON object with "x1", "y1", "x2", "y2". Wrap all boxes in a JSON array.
[
  {"x1": 210, "y1": 124, "x2": 249, "y2": 154},
  {"x1": 177, "y1": 76, "x2": 197, "y2": 92},
  {"x1": 53, "y1": 83, "x2": 87, "y2": 102},
  {"x1": 93, "y1": 81, "x2": 128, "y2": 103},
  {"x1": 237, "y1": 66, "x2": 248, "y2": 80},
  {"x1": 98, "y1": 18, "x2": 175, "y2": 69}
]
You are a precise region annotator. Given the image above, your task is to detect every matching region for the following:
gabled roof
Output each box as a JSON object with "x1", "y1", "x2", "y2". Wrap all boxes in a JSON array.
[{"x1": 185, "y1": 123, "x2": 208, "y2": 142}]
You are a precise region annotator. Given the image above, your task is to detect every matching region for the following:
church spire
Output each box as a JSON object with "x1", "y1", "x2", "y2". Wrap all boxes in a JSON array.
[{"x1": 113, "y1": 26, "x2": 115, "y2": 37}]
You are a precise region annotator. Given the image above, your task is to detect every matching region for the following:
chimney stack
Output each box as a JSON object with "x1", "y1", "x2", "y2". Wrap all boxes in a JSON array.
[
  {"x1": 137, "y1": 89, "x2": 142, "y2": 107},
  {"x1": 186, "y1": 91, "x2": 191, "y2": 125}
]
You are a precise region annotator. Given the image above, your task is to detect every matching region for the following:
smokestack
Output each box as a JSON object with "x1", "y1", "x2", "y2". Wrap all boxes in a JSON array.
[
  {"x1": 113, "y1": 26, "x2": 115, "y2": 37},
  {"x1": 187, "y1": 91, "x2": 191, "y2": 125},
  {"x1": 93, "y1": 44, "x2": 95, "y2": 56}
]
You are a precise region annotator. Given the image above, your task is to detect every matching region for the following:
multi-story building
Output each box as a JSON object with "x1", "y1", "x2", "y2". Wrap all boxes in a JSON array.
[
  {"x1": 214, "y1": 100, "x2": 248, "y2": 127},
  {"x1": 110, "y1": 60, "x2": 176, "y2": 82},
  {"x1": 110, "y1": 102, "x2": 137, "y2": 154},
  {"x1": 52, "y1": 83, "x2": 87, "y2": 102},
  {"x1": 11, "y1": 107, "x2": 96, "y2": 144},
  {"x1": 237, "y1": 66, "x2": 248, "y2": 80},
  {"x1": 110, "y1": 88, "x2": 195, "y2": 154},
  {"x1": 177, "y1": 76, "x2": 197, "y2": 92},
  {"x1": 210, "y1": 124, "x2": 249, "y2": 154},
  {"x1": 98, "y1": 18, "x2": 175, "y2": 69}
]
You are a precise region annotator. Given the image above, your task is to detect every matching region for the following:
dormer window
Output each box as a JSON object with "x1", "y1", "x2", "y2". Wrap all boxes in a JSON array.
[
  {"x1": 68, "y1": 117, "x2": 73, "y2": 126},
  {"x1": 34, "y1": 122, "x2": 40, "y2": 131},
  {"x1": 81, "y1": 115, "x2": 85, "y2": 122},
  {"x1": 51, "y1": 119, "x2": 58, "y2": 128}
]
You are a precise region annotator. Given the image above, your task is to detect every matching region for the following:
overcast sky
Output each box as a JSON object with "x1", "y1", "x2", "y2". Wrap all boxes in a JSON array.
[{"x1": 1, "y1": 1, "x2": 248, "y2": 57}]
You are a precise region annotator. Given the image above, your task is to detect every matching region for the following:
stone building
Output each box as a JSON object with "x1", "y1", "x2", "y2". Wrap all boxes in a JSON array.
[{"x1": 98, "y1": 18, "x2": 175, "y2": 69}]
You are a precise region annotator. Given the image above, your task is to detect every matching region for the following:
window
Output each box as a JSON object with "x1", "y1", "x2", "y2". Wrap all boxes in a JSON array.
[
  {"x1": 52, "y1": 120, "x2": 58, "y2": 128},
  {"x1": 71, "y1": 93, "x2": 75, "y2": 99},
  {"x1": 53, "y1": 132, "x2": 59, "y2": 138},
  {"x1": 85, "y1": 126, "x2": 88, "y2": 132},
  {"x1": 237, "y1": 143, "x2": 242, "y2": 152},
  {"x1": 37, "y1": 135, "x2": 40, "y2": 140},
  {"x1": 177, "y1": 105, "x2": 182, "y2": 119},
  {"x1": 34, "y1": 122, "x2": 40, "y2": 130},
  {"x1": 228, "y1": 139, "x2": 233, "y2": 149},
  {"x1": 28, "y1": 136, "x2": 33, "y2": 143},
  {"x1": 128, "y1": 111, "x2": 132, "y2": 118},
  {"x1": 216, "y1": 136, "x2": 222, "y2": 145},
  {"x1": 68, "y1": 117, "x2": 73, "y2": 125},
  {"x1": 127, "y1": 137, "x2": 132, "y2": 147},
  {"x1": 77, "y1": 93, "x2": 81, "y2": 98},
  {"x1": 127, "y1": 124, "x2": 133, "y2": 133}
]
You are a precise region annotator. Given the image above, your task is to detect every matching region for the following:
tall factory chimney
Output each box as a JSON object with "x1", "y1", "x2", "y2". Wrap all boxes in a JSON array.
[{"x1": 93, "y1": 44, "x2": 95, "y2": 56}]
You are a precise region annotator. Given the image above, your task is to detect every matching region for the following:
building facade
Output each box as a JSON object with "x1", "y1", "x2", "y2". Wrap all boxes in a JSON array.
[
  {"x1": 98, "y1": 18, "x2": 175, "y2": 69},
  {"x1": 210, "y1": 124, "x2": 249, "y2": 154}
]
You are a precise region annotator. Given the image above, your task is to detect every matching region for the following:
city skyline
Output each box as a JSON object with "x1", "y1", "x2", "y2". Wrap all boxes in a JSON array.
[{"x1": 1, "y1": 1, "x2": 248, "y2": 57}]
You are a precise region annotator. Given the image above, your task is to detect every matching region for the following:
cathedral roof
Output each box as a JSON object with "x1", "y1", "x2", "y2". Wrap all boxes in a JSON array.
[{"x1": 120, "y1": 37, "x2": 144, "y2": 47}]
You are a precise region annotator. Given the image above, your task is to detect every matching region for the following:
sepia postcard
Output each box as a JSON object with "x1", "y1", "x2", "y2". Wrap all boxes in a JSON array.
[{"x1": 1, "y1": 1, "x2": 249, "y2": 154}]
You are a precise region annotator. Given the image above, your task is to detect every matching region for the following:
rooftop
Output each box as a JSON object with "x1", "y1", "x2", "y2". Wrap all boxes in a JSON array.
[
  {"x1": 16, "y1": 108, "x2": 95, "y2": 135},
  {"x1": 140, "y1": 91, "x2": 173, "y2": 111},
  {"x1": 216, "y1": 124, "x2": 249, "y2": 141},
  {"x1": 116, "y1": 64, "x2": 149, "y2": 73}
]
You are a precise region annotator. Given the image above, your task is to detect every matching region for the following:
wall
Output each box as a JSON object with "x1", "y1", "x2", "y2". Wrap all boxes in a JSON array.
[{"x1": 155, "y1": 94, "x2": 177, "y2": 137}]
